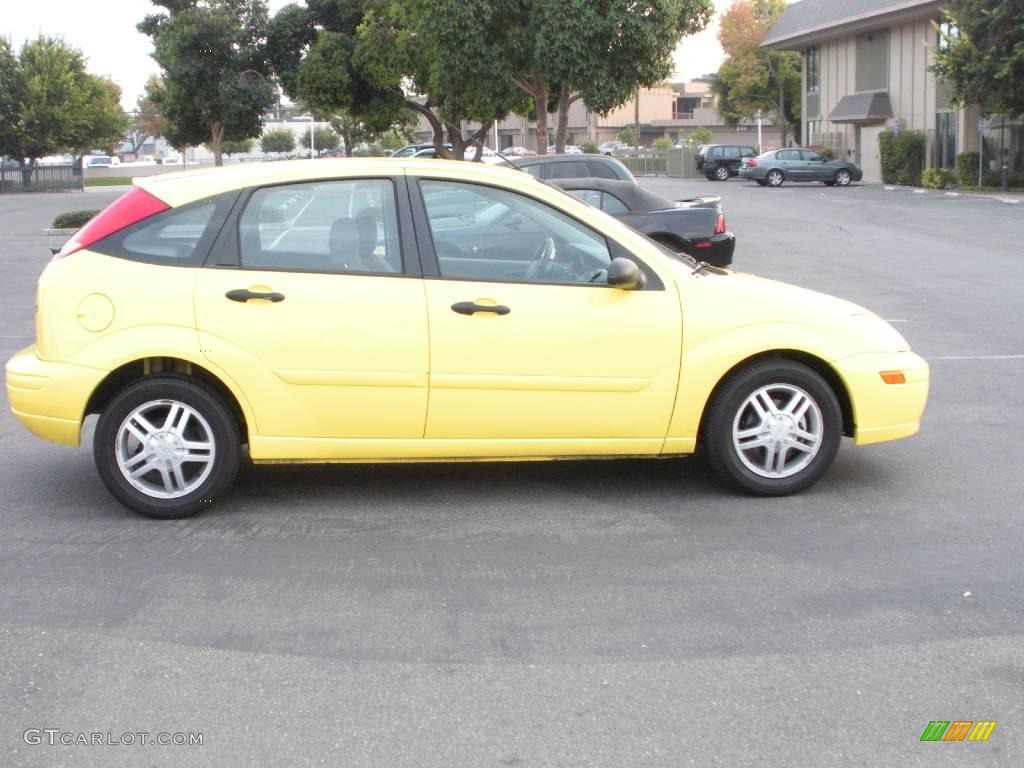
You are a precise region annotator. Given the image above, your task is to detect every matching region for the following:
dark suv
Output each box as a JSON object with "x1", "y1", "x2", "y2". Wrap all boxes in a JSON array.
[{"x1": 696, "y1": 144, "x2": 758, "y2": 181}]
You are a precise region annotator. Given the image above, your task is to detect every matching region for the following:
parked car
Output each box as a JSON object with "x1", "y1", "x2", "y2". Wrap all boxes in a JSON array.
[
  {"x1": 740, "y1": 148, "x2": 864, "y2": 187},
  {"x1": 391, "y1": 143, "x2": 451, "y2": 158},
  {"x1": 81, "y1": 155, "x2": 113, "y2": 169},
  {"x1": 510, "y1": 153, "x2": 635, "y2": 182},
  {"x1": 6, "y1": 160, "x2": 929, "y2": 518},
  {"x1": 598, "y1": 140, "x2": 628, "y2": 155},
  {"x1": 550, "y1": 177, "x2": 734, "y2": 268},
  {"x1": 547, "y1": 145, "x2": 583, "y2": 154},
  {"x1": 319, "y1": 148, "x2": 346, "y2": 158},
  {"x1": 695, "y1": 144, "x2": 758, "y2": 181},
  {"x1": 501, "y1": 146, "x2": 536, "y2": 157}
]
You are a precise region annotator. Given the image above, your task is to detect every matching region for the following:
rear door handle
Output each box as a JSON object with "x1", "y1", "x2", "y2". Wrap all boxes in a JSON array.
[
  {"x1": 226, "y1": 289, "x2": 285, "y2": 303},
  {"x1": 451, "y1": 301, "x2": 510, "y2": 316}
]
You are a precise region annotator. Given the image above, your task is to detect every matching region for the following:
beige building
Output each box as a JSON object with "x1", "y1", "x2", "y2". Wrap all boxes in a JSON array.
[{"x1": 761, "y1": 0, "x2": 987, "y2": 182}]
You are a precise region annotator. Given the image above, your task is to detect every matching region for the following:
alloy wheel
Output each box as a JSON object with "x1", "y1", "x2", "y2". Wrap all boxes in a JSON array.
[{"x1": 731, "y1": 383, "x2": 823, "y2": 479}]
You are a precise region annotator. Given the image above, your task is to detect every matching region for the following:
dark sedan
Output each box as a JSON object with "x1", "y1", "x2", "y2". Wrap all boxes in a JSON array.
[
  {"x1": 550, "y1": 177, "x2": 734, "y2": 268},
  {"x1": 739, "y1": 148, "x2": 863, "y2": 187},
  {"x1": 510, "y1": 153, "x2": 636, "y2": 182}
]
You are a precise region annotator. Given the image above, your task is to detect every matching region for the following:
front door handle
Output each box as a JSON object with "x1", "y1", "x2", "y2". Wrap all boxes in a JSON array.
[
  {"x1": 226, "y1": 288, "x2": 285, "y2": 303},
  {"x1": 451, "y1": 301, "x2": 511, "y2": 316}
]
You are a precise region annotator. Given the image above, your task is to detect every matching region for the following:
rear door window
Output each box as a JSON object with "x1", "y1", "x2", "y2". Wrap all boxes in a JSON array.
[
  {"x1": 545, "y1": 161, "x2": 593, "y2": 180},
  {"x1": 587, "y1": 160, "x2": 619, "y2": 179}
]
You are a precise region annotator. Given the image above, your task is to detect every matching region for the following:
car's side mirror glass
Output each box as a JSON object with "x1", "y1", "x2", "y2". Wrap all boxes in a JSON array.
[{"x1": 607, "y1": 257, "x2": 646, "y2": 290}]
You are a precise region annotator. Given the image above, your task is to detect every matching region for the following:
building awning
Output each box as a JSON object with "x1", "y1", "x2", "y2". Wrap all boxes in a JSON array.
[{"x1": 828, "y1": 92, "x2": 893, "y2": 124}]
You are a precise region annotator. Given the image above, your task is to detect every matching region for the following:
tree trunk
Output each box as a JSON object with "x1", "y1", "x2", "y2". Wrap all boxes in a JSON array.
[
  {"x1": 341, "y1": 128, "x2": 352, "y2": 157},
  {"x1": 555, "y1": 82, "x2": 572, "y2": 153},
  {"x1": 534, "y1": 75, "x2": 549, "y2": 155},
  {"x1": 211, "y1": 121, "x2": 225, "y2": 167},
  {"x1": 402, "y1": 98, "x2": 448, "y2": 158},
  {"x1": 764, "y1": 52, "x2": 787, "y2": 147},
  {"x1": 470, "y1": 124, "x2": 491, "y2": 162},
  {"x1": 446, "y1": 123, "x2": 471, "y2": 161},
  {"x1": 20, "y1": 158, "x2": 36, "y2": 191}
]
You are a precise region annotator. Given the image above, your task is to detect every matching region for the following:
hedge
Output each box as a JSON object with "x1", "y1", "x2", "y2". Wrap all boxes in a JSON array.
[
  {"x1": 878, "y1": 129, "x2": 925, "y2": 186},
  {"x1": 921, "y1": 167, "x2": 955, "y2": 189},
  {"x1": 956, "y1": 152, "x2": 979, "y2": 187},
  {"x1": 52, "y1": 210, "x2": 100, "y2": 229}
]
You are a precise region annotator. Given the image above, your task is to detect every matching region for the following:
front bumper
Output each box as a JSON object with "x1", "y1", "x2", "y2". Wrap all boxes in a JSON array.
[
  {"x1": 833, "y1": 350, "x2": 929, "y2": 445},
  {"x1": 5, "y1": 345, "x2": 106, "y2": 446}
]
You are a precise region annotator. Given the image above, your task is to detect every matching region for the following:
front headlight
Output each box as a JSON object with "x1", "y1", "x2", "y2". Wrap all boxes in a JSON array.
[{"x1": 849, "y1": 313, "x2": 910, "y2": 352}]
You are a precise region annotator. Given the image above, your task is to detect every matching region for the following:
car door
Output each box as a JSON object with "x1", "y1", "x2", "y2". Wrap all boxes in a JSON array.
[
  {"x1": 193, "y1": 176, "x2": 429, "y2": 444},
  {"x1": 775, "y1": 149, "x2": 802, "y2": 179},
  {"x1": 411, "y1": 176, "x2": 682, "y2": 453},
  {"x1": 799, "y1": 150, "x2": 828, "y2": 180}
]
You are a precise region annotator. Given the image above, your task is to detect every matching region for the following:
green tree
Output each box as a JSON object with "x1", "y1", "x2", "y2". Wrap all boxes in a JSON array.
[
  {"x1": 616, "y1": 126, "x2": 635, "y2": 145},
  {"x1": 932, "y1": 0, "x2": 1024, "y2": 119},
  {"x1": 0, "y1": 36, "x2": 127, "y2": 186},
  {"x1": 260, "y1": 128, "x2": 294, "y2": 153},
  {"x1": 711, "y1": 0, "x2": 800, "y2": 145},
  {"x1": 299, "y1": 125, "x2": 340, "y2": 154},
  {"x1": 138, "y1": 0, "x2": 277, "y2": 166},
  {"x1": 493, "y1": 0, "x2": 712, "y2": 153},
  {"x1": 221, "y1": 137, "x2": 254, "y2": 155},
  {"x1": 688, "y1": 125, "x2": 713, "y2": 145},
  {"x1": 124, "y1": 76, "x2": 169, "y2": 157}
]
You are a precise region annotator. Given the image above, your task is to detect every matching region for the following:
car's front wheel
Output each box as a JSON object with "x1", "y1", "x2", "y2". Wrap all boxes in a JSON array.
[
  {"x1": 94, "y1": 377, "x2": 240, "y2": 519},
  {"x1": 703, "y1": 360, "x2": 842, "y2": 496},
  {"x1": 755, "y1": 179, "x2": 768, "y2": 186},
  {"x1": 834, "y1": 169, "x2": 852, "y2": 186},
  {"x1": 714, "y1": 165, "x2": 730, "y2": 181},
  {"x1": 766, "y1": 169, "x2": 784, "y2": 187}
]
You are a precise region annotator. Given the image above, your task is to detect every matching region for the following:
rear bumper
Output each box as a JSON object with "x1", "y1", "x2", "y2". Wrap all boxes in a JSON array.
[
  {"x1": 5, "y1": 344, "x2": 106, "y2": 446},
  {"x1": 739, "y1": 167, "x2": 764, "y2": 180},
  {"x1": 833, "y1": 351, "x2": 930, "y2": 445},
  {"x1": 686, "y1": 232, "x2": 734, "y2": 268}
]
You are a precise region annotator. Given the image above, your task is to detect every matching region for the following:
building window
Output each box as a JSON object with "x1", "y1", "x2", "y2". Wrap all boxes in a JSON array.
[
  {"x1": 938, "y1": 18, "x2": 957, "y2": 50},
  {"x1": 807, "y1": 120, "x2": 821, "y2": 145},
  {"x1": 936, "y1": 112, "x2": 958, "y2": 170},
  {"x1": 806, "y1": 46, "x2": 820, "y2": 92}
]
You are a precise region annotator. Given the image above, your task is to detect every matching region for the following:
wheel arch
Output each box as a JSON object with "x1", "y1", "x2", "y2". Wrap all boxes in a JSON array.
[
  {"x1": 696, "y1": 350, "x2": 854, "y2": 443},
  {"x1": 84, "y1": 357, "x2": 251, "y2": 443}
]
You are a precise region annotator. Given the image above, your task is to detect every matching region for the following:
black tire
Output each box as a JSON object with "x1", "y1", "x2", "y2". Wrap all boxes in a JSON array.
[
  {"x1": 703, "y1": 360, "x2": 842, "y2": 496},
  {"x1": 766, "y1": 169, "x2": 784, "y2": 187},
  {"x1": 755, "y1": 179, "x2": 768, "y2": 186},
  {"x1": 94, "y1": 376, "x2": 240, "y2": 519},
  {"x1": 714, "y1": 165, "x2": 730, "y2": 181},
  {"x1": 705, "y1": 171, "x2": 716, "y2": 181},
  {"x1": 834, "y1": 169, "x2": 852, "y2": 186},
  {"x1": 823, "y1": 181, "x2": 836, "y2": 186}
]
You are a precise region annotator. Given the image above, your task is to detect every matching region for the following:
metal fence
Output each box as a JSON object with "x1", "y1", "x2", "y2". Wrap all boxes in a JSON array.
[
  {"x1": 0, "y1": 163, "x2": 83, "y2": 193},
  {"x1": 612, "y1": 148, "x2": 701, "y2": 178}
]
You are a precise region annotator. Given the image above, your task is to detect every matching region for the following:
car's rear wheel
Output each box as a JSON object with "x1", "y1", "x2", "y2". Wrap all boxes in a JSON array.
[
  {"x1": 766, "y1": 169, "x2": 784, "y2": 187},
  {"x1": 703, "y1": 360, "x2": 842, "y2": 496},
  {"x1": 705, "y1": 170, "x2": 716, "y2": 181},
  {"x1": 756, "y1": 179, "x2": 768, "y2": 186},
  {"x1": 714, "y1": 165, "x2": 730, "y2": 181},
  {"x1": 94, "y1": 377, "x2": 240, "y2": 519},
  {"x1": 834, "y1": 169, "x2": 852, "y2": 186}
]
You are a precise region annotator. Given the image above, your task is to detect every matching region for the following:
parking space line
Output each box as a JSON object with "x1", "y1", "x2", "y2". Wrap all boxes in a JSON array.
[{"x1": 929, "y1": 354, "x2": 1024, "y2": 361}]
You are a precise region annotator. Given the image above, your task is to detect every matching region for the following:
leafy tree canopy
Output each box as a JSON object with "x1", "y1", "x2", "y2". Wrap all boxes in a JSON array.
[
  {"x1": 260, "y1": 127, "x2": 294, "y2": 153},
  {"x1": 0, "y1": 36, "x2": 127, "y2": 171},
  {"x1": 932, "y1": 0, "x2": 1024, "y2": 118},
  {"x1": 711, "y1": 0, "x2": 800, "y2": 144},
  {"x1": 299, "y1": 125, "x2": 341, "y2": 153},
  {"x1": 139, "y1": 0, "x2": 276, "y2": 166}
]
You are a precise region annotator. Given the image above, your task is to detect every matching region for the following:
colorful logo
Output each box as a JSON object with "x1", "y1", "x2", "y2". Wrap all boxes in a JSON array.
[{"x1": 920, "y1": 721, "x2": 997, "y2": 742}]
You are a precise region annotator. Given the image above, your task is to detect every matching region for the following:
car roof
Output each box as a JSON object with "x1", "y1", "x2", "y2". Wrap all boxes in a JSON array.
[
  {"x1": 133, "y1": 158, "x2": 545, "y2": 207},
  {"x1": 548, "y1": 177, "x2": 674, "y2": 212},
  {"x1": 513, "y1": 153, "x2": 610, "y2": 163}
]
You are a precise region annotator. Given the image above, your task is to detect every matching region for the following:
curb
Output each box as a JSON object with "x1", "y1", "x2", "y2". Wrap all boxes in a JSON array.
[
  {"x1": 43, "y1": 228, "x2": 77, "y2": 236},
  {"x1": 881, "y1": 184, "x2": 1023, "y2": 204}
]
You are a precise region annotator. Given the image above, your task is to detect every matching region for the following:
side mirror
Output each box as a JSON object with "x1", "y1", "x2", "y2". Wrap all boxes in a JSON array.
[{"x1": 607, "y1": 257, "x2": 646, "y2": 290}]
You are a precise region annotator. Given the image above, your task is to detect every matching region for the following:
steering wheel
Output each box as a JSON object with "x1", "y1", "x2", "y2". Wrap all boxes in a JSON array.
[{"x1": 524, "y1": 237, "x2": 556, "y2": 280}]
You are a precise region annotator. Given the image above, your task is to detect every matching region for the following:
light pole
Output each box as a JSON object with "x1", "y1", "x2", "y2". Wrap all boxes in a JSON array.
[{"x1": 756, "y1": 110, "x2": 763, "y2": 153}]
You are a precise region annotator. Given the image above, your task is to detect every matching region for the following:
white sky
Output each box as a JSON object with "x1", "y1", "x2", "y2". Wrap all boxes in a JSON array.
[{"x1": 4, "y1": 0, "x2": 728, "y2": 110}]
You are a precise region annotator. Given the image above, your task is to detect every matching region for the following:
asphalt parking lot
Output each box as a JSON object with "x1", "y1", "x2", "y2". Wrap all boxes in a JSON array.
[{"x1": 1, "y1": 178, "x2": 1022, "y2": 767}]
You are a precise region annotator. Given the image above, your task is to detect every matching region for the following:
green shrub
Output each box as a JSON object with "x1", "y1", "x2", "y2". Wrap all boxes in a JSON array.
[
  {"x1": 921, "y1": 167, "x2": 955, "y2": 189},
  {"x1": 652, "y1": 137, "x2": 674, "y2": 150},
  {"x1": 580, "y1": 140, "x2": 598, "y2": 154},
  {"x1": 808, "y1": 144, "x2": 834, "y2": 159},
  {"x1": 878, "y1": 129, "x2": 925, "y2": 186},
  {"x1": 956, "y1": 152, "x2": 979, "y2": 187},
  {"x1": 52, "y1": 210, "x2": 100, "y2": 229}
]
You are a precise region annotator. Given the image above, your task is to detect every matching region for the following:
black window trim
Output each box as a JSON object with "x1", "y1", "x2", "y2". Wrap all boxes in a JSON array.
[
  {"x1": 92, "y1": 190, "x2": 240, "y2": 267},
  {"x1": 204, "y1": 175, "x2": 423, "y2": 278},
  {"x1": 410, "y1": 176, "x2": 664, "y2": 291}
]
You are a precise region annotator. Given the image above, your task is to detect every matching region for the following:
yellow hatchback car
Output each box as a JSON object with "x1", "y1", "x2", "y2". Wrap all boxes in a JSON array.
[{"x1": 6, "y1": 160, "x2": 928, "y2": 518}]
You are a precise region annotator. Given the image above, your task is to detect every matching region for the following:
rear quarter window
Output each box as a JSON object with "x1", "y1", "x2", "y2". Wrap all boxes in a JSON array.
[{"x1": 89, "y1": 191, "x2": 237, "y2": 266}]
